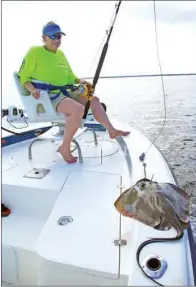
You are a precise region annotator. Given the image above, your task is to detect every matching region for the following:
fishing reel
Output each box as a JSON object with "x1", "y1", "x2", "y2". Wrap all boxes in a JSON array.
[
  {"x1": 78, "y1": 84, "x2": 94, "y2": 100},
  {"x1": 2, "y1": 106, "x2": 25, "y2": 122}
]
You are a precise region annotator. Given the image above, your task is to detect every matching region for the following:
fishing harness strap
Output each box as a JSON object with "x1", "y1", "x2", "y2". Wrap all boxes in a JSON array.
[
  {"x1": 31, "y1": 81, "x2": 93, "y2": 101},
  {"x1": 31, "y1": 82, "x2": 75, "y2": 100}
]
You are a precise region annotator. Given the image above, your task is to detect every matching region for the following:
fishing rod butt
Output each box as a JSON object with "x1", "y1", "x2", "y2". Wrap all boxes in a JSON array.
[{"x1": 82, "y1": 100, "x2": 91, "y2": 120}]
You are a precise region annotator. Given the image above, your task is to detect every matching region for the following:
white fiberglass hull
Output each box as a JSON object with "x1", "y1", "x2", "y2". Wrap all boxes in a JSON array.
[{"x1": 2, "y1": 117, "x2": 195, "y2": 286}]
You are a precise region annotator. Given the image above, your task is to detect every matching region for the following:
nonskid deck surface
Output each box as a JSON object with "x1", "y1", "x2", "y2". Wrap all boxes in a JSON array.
[
  {"x1": 2, "y1": 125, "x2": 132, "y2": 186},
  {"x1": 2, "y1": 126, "x2": 131, "y2": 250},
  {"x1": 2, "y1": 120, "x2": 193, "y2": 286}
]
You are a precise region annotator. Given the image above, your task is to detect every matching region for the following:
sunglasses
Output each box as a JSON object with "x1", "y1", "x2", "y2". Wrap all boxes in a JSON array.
[{"x1": 48, "y1": 33, "x2": 62, "y2": 40}]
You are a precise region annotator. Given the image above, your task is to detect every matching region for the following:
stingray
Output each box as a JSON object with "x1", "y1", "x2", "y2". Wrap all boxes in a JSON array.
[{"x1": 114, "y1": 178, "x2": 191, "y2": 286}]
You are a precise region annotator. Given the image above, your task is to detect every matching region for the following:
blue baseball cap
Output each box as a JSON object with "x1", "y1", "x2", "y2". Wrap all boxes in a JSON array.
[{"x1": 42, "y1": 23, "x2": 66, "y2": 37}]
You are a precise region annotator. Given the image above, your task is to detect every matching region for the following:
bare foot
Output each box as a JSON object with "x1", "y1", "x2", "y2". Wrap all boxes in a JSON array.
[
  {"x1": 109, "y1": 129, "x2": 130, "y2": 139},
  {"x1": 57, "y1": 145, "x2": 78, "y2": 164}
]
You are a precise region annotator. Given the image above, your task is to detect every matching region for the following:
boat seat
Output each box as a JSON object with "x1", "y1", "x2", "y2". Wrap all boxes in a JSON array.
[
  {"x1": 13, "y1": 72, "x2": 100, "y2": 163},
  {"x1": 13, "y1": 72, "x2": 85, "y2": 127}
]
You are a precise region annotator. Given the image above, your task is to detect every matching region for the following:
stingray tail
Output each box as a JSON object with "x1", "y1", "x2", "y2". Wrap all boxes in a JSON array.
[{"x1": 136, "y1": 231, "x2": 184, "y2": 286}]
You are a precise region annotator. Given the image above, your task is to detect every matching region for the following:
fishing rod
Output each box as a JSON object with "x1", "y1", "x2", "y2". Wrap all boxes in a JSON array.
[{"x1": 82, "y1": 0, "x2": 122, "y2": 119}]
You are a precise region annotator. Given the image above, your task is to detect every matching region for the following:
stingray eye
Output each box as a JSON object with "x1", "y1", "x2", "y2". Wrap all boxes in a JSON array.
[
  {"x1": 141, "y1": 183, "x2": 145, "y2": 189},
  {"x1": 124, "y1": 204, "x2": 132, "y2": 212}
]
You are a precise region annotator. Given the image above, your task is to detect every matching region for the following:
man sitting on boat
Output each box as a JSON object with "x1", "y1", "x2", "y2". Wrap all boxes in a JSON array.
[{"x1": 18, "y1": 21, "x2": 130, "y2": 163}]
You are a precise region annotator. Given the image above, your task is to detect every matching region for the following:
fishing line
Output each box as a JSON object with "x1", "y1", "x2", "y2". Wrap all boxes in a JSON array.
[
  {"x1": 137, "y1": 2, "x2": 170, "y2": 285},
  {"x1": 87, "y1": 34, "x2": 107, "y2": 77},
  {"x1": 139, "y1": 0, "x2": 167, "y2": 161},
  {"x1": 87, "y1": 4, "x2": 117, "y2": 76},
  {"x1": 83, "y1": 1, "x2": 122, "y2": 119}
]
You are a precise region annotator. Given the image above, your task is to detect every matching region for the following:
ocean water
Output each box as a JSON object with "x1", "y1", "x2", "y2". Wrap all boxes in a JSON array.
[
  {"x1": 2, "y1": 75, "x2": 196, "y2": 242},
  {"x1": 96, "y1": 75, "x2": 196, "y2": 242}
]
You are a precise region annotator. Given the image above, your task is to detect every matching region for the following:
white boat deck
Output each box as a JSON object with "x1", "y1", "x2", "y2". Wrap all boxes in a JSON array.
[
  {"x1": 2, "y1": 118, "x2": 194, "y2": 286},
  {"x1": 37, "y1": 171, "x2": 121, "y2": 279}
]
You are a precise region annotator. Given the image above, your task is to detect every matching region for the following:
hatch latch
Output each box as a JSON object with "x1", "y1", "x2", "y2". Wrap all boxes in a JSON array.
[{"x1": 113, "y1": 239, "x2": 127, "y2": 246}]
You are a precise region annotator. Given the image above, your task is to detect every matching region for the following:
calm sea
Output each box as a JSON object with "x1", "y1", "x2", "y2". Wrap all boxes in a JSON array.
[{"x1": 2, "y1": 75, "x2": 196, "y2": 241}]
